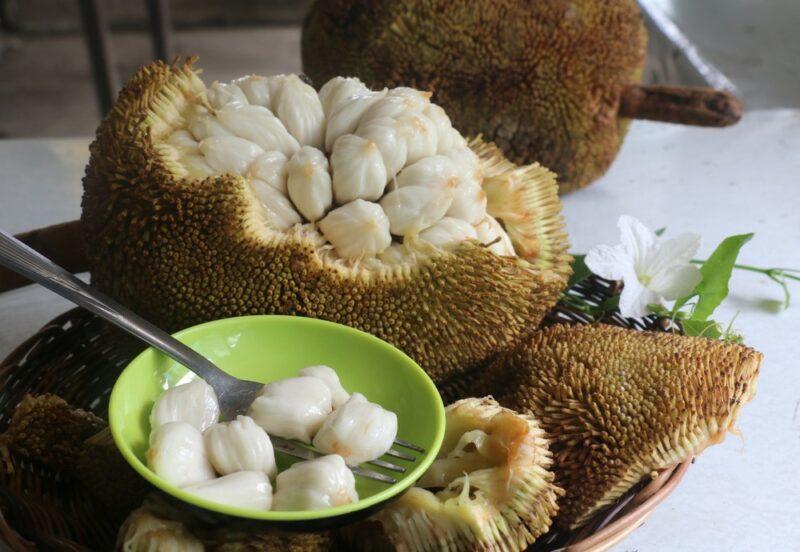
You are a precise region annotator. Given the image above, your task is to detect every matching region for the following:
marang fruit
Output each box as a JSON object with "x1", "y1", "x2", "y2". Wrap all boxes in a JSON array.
[
  {"x1": 302, "y1": 0, "x2": 742, "y2": 193},
  {"x1": 81, "y1": 58, "x2": 571, "y2": 382}
]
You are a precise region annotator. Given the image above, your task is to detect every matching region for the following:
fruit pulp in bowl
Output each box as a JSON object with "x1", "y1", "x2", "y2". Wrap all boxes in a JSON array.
[{"x1": 109, "y1": 315, "x2": 446, "y2": 529}]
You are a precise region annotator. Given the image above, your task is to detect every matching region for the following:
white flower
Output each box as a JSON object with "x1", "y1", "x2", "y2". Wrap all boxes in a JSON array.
[{"x1": 585, "y1": 215, "x2": 702, "y2": 318}]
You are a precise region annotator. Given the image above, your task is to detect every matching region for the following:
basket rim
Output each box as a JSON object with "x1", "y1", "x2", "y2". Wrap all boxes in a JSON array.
[
  {"x1": 565, "y1": 460, "x2": 692, "y2": 552},
  {"x1": 0, "y1": 306, "x2": 696, "y2": 552}
]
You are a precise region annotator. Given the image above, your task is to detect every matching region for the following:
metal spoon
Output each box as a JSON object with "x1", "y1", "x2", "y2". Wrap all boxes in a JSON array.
[{"x1": 0, "y1": 228, "x2": 409, "y2": 483}]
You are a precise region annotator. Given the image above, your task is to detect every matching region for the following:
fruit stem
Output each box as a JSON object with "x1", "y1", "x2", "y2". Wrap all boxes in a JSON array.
[
  {"x1": 619, "y1": 84, "x2": 742, "y2": 127},
  {"x1": 0, "y1": 220, "x2": 88, "y2": 292}
]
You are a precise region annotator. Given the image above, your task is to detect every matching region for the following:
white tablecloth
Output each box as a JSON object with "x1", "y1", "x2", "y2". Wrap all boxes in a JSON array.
[{"x1": 1, "y1": 111, "x2": 798, "y2": 550}]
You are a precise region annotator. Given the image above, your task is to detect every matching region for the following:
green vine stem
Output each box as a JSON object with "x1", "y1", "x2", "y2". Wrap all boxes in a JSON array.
[{"x1": 691, "y1": 261, "x2": 800, "y2": 308}]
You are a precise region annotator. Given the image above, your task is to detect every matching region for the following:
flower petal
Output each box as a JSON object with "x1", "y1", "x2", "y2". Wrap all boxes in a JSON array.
[
  {"x1": 585, "y1": 244, "x2": 630, "y2": 281},
  {"x1": 649, "y1": 263, "x2": 702, "y2": 300},
  {"x1": 618, "y1": 215, "x2": 655, "y2": 268},
  {"x1": 619, "y1": 273, "x2": 661, "y2": 319},
  {"x1": 643, "y1": 232, "x2": 701, "y2": 279}
]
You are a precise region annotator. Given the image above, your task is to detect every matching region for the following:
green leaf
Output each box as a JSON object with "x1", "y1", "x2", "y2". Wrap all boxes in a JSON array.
[
  {"x1": 592, "y1": 295, "x2": 619, "y2": 317},
  {"x1": 682, "y1": 319, "x2": 722, "y2": 339},
  {"x1": 654, "y1": 227, "x2": 667, "y2": 237},
  {"x1": 568, "y1": 254, "x2": 591, "y2": 287},
  {"x1": 602, "y1": 294, "x2": 620, "y2": 310},
  {"x1": 677, "y1": 233, "x2": 754, "y2": 320}
]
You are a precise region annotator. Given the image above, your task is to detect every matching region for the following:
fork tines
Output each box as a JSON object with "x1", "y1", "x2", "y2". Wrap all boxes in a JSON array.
[
  {"x1": 394, "y1": 438, "x2": 425, "y2": 452},
  {"x1": 270, "y1": 435, "x2": 422, "y2": 484}
]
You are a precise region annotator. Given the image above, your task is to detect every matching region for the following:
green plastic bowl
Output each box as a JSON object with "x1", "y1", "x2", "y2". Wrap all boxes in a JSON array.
[{"x1": 109, "y1": 315, "x2": 445, "y2": 530}]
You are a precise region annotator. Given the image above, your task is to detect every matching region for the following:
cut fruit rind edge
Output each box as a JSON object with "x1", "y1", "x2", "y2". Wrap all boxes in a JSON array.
[
  {"x1": 345, "y1": 397, "x2": 563, "y2": 552},
  {"x1": 470, "y1": 136, "x2": 573, "y2": 279},
  {"x1": 123, "y1": 57, "x2": 571, "y2": 281}
]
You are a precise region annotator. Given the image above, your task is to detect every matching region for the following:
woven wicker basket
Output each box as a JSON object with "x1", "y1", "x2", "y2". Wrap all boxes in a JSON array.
[{"x1": 0, "y1": 275, "x2": 691, "y2": 551}]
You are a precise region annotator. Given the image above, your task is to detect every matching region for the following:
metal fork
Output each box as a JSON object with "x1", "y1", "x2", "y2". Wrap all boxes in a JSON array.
[{"x1": 0, "y1": 228, "x2": 422, "y2": 483}]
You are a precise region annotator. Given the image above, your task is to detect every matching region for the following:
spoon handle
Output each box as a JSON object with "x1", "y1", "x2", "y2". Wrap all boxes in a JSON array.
[{"x1": 0, "y1": 228, "x2": 232, "y2": 391}]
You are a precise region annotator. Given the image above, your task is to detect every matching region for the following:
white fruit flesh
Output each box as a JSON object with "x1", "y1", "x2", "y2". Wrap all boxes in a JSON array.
[
  {"x1": 247, "y1": 377, "x2": 333, "y2": 443},
  {"x1": 250, "y1": 179, "x2": 303, "y2": 230},
  {"x1": 200, "y1": 136, "x2": 264, "y2": 175},
  {"x1": 396, "y1": 155, "x2": 459, "y2": 191},
  {"x1": 274, "y1": 75, "x2": 325, "y2": 148},
  {"x1": 396, "y1": 113, "x2": 438, "y2": 165},
  {"x1": 146, "y1": 422, "x2": 215, "y2": 487},
  {"x1": 249, "y1": 151, "x2": 289, "y2": 193},
  {"x1": 166, "y1": 129, "x2": 200, "y2": 153},
  {"x1": 206, "y1": 81, "x2": 247, "y2": 109},
  {"x1": 447, "y1": 174, "x2": 487, "y2": 224},
  {"x1": 318, "y1": 76, "x2": 370, "y2": 116},
  {"x1": 380, "y1": 186, "x2": 454, "y2": 236},
  {"x1": 234, "y1": 75, "x2": 271, "y2": 106},
  {"x1": 312, "y1": 393, "x2": 398, "y2": 466},
  {"x1": 287, "y1": 146, "x2": 333, "y2": 222},
  {"x1": 319, "y1": 200, "x2": 391, "y2": 259},
  {"x1": 298, "y1": 365, "x2": 351, "y2": 409},
  {"x1": 204, "y1": 415, "x2": 277, "y2": 477},
  {"x1": 184, "y1": 471, "x2": 273, "y2": 510},
  {"x1": 272, "y1": 454, "x2": 358, "y2": 511},
  {"x1": 356, "y1": 117, "x2": 407, "y2": 179},
  {"x1": 331, "y1": 135, "x2": 387, "y2": 203},
  {"x1": 164, "y1": 73, "x2": 520, "y2": 263},
  {"x1": 216, "y1": 105, "x2": 300, "y2": 156},
  {"x1": 419, "y1": 217, "x2": 478, "y2": 250},
  {"x1": 325, "y1": 90, "x2": 386, "y2": 151},
  {"x1": 149, "y1": 379, "x2": 220, "y2": 433},
  {"x1": 475, "y1": 216, "x2": 516, "y2": 257}
]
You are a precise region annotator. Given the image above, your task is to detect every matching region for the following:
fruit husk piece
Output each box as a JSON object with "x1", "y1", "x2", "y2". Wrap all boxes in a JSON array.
[
  {"x1": 119, "y1": 494, "x2": 334, "y2": 552},
  {"x1": 75, "y1": 427, "x2": 151, "y2": 518},
  {"x1": 0, "y1": 393, "x2": 104, "y2": 471},
  {"x1": 0, "y1": 394, "x2": 149, "y2": 521},
  {"x1": 474, "y1": 323, "x2": 762, "y2": 529},
  {"x1": 204, "y1": 528, "x2": 334, "y2": 552},
  {"x1": 80, "y1": 57, "x2": 569, "y2": 384},
  {"x1": 117, "y1": 505, "x2": 205, "y2": 551},
  {"x1": 341, "y1": 397, "x2": 562, "y2": 551}
]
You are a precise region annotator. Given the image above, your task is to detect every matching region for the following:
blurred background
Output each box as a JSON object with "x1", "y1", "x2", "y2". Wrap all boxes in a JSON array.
[{"x1": 0, "y1": 0, "x2": 798, "y2": 138}]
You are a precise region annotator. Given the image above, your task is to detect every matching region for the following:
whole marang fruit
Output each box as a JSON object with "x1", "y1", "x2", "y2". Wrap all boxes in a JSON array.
[
  {"x1": 81, "y1": 58, "x2": 571, "y2": 386},
  {"x1": 302, "y1": 0, "x2": 742, "y2": 193}
]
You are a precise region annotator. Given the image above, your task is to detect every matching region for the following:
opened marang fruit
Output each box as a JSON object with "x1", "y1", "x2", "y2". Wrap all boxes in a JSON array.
[{"x1": 82, "y1": 58, "x2": 571, "y2": 381}]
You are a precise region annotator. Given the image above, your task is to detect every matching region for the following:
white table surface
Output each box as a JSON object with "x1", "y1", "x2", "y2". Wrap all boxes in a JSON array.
[{"x1": 0, "y1": 111, "x2": 798, "y2": 550}]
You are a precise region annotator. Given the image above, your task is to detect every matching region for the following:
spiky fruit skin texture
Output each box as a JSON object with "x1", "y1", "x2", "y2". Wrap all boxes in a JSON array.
[
  {"x1": 302, "y1": 0, "x2": 647, "y2": 193},
  {"x1": 344, "y1": 397, "x2": 561, "y2": 552},
  {"x1": 0, "y1": 394, "x2": 104, "y2": 471},
  {"x1": 477, "y1": 324, "x2": 762, "y2": 529},
  {"x1": 81, "y1": 59, "x2": 568, "y2": 383},
  {"x1": 121, "y1": 496, "x2": 333, "y2": 551}
]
